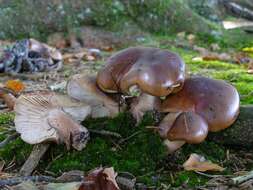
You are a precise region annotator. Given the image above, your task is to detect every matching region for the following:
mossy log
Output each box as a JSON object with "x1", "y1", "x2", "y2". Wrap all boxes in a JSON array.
[
  {"x1": 222, "y1": 0, "x2": 253, "y2": 21},
  {"x1": 208, "y1": 105, "x2": 253, "y2": 147}
]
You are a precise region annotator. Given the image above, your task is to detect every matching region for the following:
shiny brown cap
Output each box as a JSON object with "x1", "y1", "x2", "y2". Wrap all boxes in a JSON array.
[
  {"x1": 96, "y1": 47, "x2": 185, "y2": 97},
  {"x1": 161, "y1": 77, "x2": 240, "y2": 132},
  {"x1": 159, "y1": 112, "x2": 208, "y2": 144}
]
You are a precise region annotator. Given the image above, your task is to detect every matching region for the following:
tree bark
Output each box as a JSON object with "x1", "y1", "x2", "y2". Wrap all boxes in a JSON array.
[
  {"x1": 222, "y1": 0, "x2": 253, "y2": 21},
  {"x1": 208, "y1": 105, "x2": 253, "y2": 147}
]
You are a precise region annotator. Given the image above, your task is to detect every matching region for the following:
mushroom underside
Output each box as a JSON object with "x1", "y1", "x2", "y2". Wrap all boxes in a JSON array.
[
  {"x1": 14, "y1": 93, "x2": 90, "y2": 150},
  {"x1": 67, "y1": 74, "x2": 124, "y2": 118}
]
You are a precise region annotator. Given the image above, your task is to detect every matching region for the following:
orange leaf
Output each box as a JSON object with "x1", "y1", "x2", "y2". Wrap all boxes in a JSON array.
[{"x1": 5, "y1": 80, "x2": 25, "y2": 93}]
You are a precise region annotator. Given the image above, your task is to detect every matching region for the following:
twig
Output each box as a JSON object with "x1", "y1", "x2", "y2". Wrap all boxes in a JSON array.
[
  {"x1": 20, "y1": 143, "x2": 50, "y2": 176},
  {"x1": 194, "y1": 171, "x2": 226, "y2": 178},
  {"x1": 231, "y1": 170, "x2": 253, "y2": 185},
  {"x1": 89, "y1": 129, "x2": 122, "y2": 138},
  {"x1": 0, "y1": 175, "x2": 56, "y2": 187},
  {"x1": 7, "y1": 72, "x2": 44, "y2": 81},
  {"x1": 118, "y1": 131, "x2": 142, "y2": 144},
  {"x1": 0, "y1": 133, "x2": 19, "y2": 148}
]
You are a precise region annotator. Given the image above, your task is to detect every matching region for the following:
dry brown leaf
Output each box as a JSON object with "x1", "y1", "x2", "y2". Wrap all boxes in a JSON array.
[
  {"x1": 183, "y1": 153, "x2": 225, "y2": 172},
  {"x1": 83, "y1": 167, "x2": 119, "y2": 190},
  {"x1": 101, "y1": 46, "x2": 113, "y2": 52},
  {"x1": 85, "y1": 55, "x2": 95, "y2": 61}
]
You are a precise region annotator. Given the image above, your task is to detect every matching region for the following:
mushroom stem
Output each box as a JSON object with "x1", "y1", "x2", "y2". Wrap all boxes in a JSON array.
[
  {"x1": 0, "y1": 93, "x2": 16, "y2": 110},
  {"x1": 20, "y1": 143, "x2": 50, "y2": 176},
  {"x1": 163, "y1": 139, "x2": 185, "y2": 154},
  {"x1": 130, "y1": 93, "x2": 160, "y2": 124}
]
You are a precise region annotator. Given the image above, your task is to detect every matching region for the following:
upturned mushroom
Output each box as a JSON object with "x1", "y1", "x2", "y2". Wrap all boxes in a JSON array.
[
  {"x1": 14, "y1": 91, "x2": 91, "y2": 150},
  {"x1": 67, "y1": 73, "x2": 124, "y2": 118},
  {"x1": 96, "y1": 47, "x2": 185, "y2": 123},
  {"x1": 158, "y1": 77, "x2": 240, "y2": 153}
]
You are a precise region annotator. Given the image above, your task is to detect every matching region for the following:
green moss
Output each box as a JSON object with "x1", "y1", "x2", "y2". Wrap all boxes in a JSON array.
[
  {"x1": 174, "y1": 171, "x2": 208, "y2": 187},
  {"x1": 0, "y1": 112, "x2": 14, "y2": 126},
  {"x1": 37, "y1": 113, "x2": 167, "y2": 186},
  {"x1": 197, "y1": 29, "x2": 253, "y2": 50}
]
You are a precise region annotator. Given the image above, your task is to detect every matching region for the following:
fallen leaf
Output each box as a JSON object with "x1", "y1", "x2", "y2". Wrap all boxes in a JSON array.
[
  {"x1": 183, "y1": 153, "x2": 225, "y2": 172},
  {"x1": 101, "y1": 46, "x2": 113, "y2": 52},
  {"x1": 177, "y1": 32, "x2": 186, "y2": 40},
  {"x1": 46, "y1": 182, "x2": 83, "y2": 190},
  {"x1": 12, "y1": 181, "x2": 38, "y2": 190},
  {"x1": 187, "y1": 34, "x2": 195, "y2": 45},
  {"x1": 103, "y1": 167, "x2": 119, "y2": 190},
  {"x1": 84, "y1": 167, "x2": 119, "y2": 190},
  {"x1": 85, "y1": 55, "x2": 95, "y2": 61},
  {"x1": 210, "y1": 43, "x2": 220, "y2": 51},
  {"x1": 5, "y1": 80, "x2": 25, "y2": 93}
]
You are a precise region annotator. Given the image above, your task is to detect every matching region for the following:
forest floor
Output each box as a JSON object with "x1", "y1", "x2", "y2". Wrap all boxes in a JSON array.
[{"x1": 0, "y1": 27, "x2": 253, "y2": 189}]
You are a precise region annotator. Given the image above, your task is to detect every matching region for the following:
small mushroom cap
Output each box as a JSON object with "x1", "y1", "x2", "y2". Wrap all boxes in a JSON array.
[
  {"x1": 96, "y1": 47, "x2": 185, "y2": 97},
  {"x1": 161, "y1": 77, "x2": 240, "y2": 132},
  {"x1": 14, "y1": 92, "x2": 90, "y2": 150},
  {"x1": 159, "y1": 112, "x2": 208, "y2": 144},
  {"x1": 67, "y1": 74, "x2": 123, "y2": 118}
]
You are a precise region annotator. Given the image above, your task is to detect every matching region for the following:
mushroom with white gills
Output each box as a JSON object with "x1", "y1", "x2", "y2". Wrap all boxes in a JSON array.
[
  {"x1": 158, "y1": 77, "x2": 240, "y2": 153},
  {"x1": 67, "y1": 73, "x2": 123, "y2": 118},
  {"x1": 96, "y1": 47, "x2": 185, "y2": 124},
  {"x1": 14, "y1": 92, "x2": 91, "y2": 151}
]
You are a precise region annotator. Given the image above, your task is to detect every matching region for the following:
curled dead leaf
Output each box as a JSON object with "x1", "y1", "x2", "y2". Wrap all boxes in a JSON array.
[
  {"x1": 82, "y1": 167, "x2": 119, "y2": 190},
  {"x1": 183, "y1": 153, "x2": 225, "y2": 172}
]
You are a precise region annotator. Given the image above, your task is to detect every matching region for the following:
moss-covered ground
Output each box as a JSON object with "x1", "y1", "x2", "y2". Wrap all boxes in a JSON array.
[{"x1": 0, "y1": 30, "x2": 253, "y2": 189}]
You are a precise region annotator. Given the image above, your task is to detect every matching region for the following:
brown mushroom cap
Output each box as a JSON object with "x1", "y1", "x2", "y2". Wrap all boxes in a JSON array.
[
  {"x1": 159, "y1": 112, "x2": 208, "y2": 144},
  {"x1": 14, "y1": 92, "x2": 90, "y2": 150},
  {"x1": 96, "y1": 47, "x2": 185, "y2": 97},
  {"x1": 160, "y1": 77, "x2": 240, "y2": 132}
]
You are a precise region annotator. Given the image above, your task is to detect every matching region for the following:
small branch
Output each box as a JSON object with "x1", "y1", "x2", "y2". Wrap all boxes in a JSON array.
[
  {"x1": 7, "y1": 72, "x2": 44, "y2": 81},
  {"x1": 231, "y1": 170, "x2": 253, "y2": 185},
  {"x1": 19, "y1": 143, "x2": 50, "y2": 176},
  {"x1": 89, "y1": 129, "x2": 122, "y2": 138},
  {"x1": 0, "y1": 133, "x2": 19, "y2": 149},
  {"x1": 118, "y1": 131, "x2": 142, "y2": 144},
  {"x1": 194, "y1": 171, "x2": 228, "y2": 178},
  {"x1": 0, "y1": 175, "x2": 56, "y2": 187}
]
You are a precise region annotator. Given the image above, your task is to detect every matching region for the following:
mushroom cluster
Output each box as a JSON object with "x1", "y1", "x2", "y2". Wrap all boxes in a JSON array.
[
  {"x1": 68, "y1": 47, "x2": 185, "y2": 123},
  {"x1": 65, "y1": 46, "x2": 240, "y2": 153},
  {"x1": 158, "y1": 77, "x2": 240, "y2": 153},
  {"x1": 12, "y1": 46, "x2": 240, "y2": 153}
]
